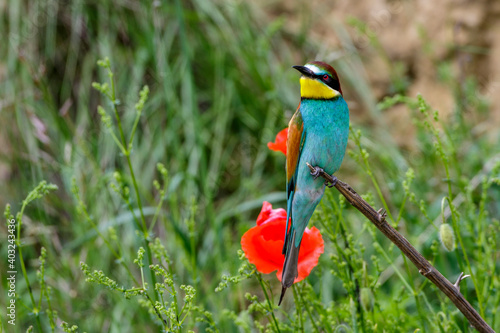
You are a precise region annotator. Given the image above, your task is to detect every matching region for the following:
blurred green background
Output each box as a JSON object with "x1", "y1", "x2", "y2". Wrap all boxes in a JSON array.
[{"x1": 1, "y1": 0, "x2": 500, "y2": 332}]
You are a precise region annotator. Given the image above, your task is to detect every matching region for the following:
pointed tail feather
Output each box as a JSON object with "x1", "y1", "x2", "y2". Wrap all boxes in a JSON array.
[
  {"x1": 278, "y1": 286, "x2": 287, "y2": 306},
  {"x1": 279, "y1": 231, "x2": 300, "y2": 305}
]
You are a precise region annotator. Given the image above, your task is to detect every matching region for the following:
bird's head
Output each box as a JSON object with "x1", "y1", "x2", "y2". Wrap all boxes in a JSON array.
[{"x1": 293, "y1": 61, "x2": 342, "y2": 99}]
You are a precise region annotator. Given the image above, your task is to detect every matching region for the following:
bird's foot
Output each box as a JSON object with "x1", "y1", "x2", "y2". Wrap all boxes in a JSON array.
[
  {"x1": 325, "y1": 175, "x2": 338, "y2": 188},
  {"x1": 310, "y1": 166, "x2": 324, "y2": 180}
]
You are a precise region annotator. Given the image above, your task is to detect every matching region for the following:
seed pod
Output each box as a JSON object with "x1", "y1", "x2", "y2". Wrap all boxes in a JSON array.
[{"x1": 439, "y1": 223, "x2": 455, "y2": 251}]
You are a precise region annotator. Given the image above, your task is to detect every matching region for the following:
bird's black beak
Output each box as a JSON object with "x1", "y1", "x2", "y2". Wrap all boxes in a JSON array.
[{"x1": 292, "y1": 65, "x2": 314, "y2": 77}]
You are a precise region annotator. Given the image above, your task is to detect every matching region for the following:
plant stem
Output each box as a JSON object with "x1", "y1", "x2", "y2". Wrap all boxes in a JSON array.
[
  {"x1": 105, "y1": 63, "x2": 158, "y2": 302},
  {"x1": 292, "y1": 285, "x2": 304, "y2": 333},
  {"x1": 296, "y1": 285, "x2": 321, "y2": 333},
  {"x1": 255, "y1": 273, "x2": 281, "y2": 333},
  {"x1": 16, "y1": 203, "x2": 44, "y2": 332}
]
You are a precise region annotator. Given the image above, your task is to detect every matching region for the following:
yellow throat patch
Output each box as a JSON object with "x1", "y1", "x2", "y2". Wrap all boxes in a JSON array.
[{"x1": 300, "y1": 77, "x2": 339, "y2": 99}]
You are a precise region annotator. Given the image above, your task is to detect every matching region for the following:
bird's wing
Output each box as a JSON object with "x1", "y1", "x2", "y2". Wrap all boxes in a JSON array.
[{"x1": 283, "y1": 106, "x2": 306, "y2": 253}]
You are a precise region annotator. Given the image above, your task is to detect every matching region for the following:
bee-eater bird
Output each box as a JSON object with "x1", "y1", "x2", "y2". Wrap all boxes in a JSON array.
[{"x1": 279, "y1": 61, "x2": 349, "y2": 305}]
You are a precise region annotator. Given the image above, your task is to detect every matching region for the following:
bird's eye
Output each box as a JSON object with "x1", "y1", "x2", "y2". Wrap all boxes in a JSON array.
[{"x1": 322, "y1": 74, "x2": 329, "y2": 80}]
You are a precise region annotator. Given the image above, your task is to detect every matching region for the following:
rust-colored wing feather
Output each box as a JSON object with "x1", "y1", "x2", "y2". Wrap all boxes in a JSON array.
[
  {"x1": 286, "y1": 106, "x2": 304, "y2": 184},
  {"x1": 283, "y1": 105, "x2": 305, "y2": 254}
]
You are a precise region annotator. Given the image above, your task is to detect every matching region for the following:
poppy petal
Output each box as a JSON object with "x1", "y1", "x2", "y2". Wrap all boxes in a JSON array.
[
  {"x1": 242, "y1": 201, "x2": 324, "y2": 285},
  {"x1": 256, "y1": 201, "x2": 287, "y2": 226},
  {"x1": 297, "y1": 227, "x2": 324, "y2": 281},
  {"x1": 267, "y1": 128, "x2": 288, "y2": 155},
  {"x1": 241, "y1": 220, "x2": 285, "y2": 273},
  {"x1": 256, "y1": 201, "x2": 273, "y2": 225}
]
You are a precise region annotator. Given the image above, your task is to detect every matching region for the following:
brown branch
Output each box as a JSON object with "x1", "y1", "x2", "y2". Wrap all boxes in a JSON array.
[{"x1": 306, "y1": 163, "x2": 495, "y2": 333}]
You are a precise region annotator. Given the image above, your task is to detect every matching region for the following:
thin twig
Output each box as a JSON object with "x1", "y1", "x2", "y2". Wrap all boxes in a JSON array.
[{"x1": 306, "y1": 163, "x2": 495, "y2": 333}]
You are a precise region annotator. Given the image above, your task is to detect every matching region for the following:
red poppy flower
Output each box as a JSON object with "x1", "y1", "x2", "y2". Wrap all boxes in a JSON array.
[
  {"x1": 267, "y1": 128, "x2": 288, "y2": 155},
  {"x1": 241, "y1": 201, "x2": 324, "y2": 283}
]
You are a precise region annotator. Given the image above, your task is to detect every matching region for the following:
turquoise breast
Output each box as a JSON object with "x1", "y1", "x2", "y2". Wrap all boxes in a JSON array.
[{"x1": 299, "y1": 97, "x2": 349, "y2": 176}]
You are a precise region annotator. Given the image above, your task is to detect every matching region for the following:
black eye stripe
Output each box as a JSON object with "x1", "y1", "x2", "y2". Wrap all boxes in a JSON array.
[
  {"x1": 313, "y1": 74, "x2": 340, "y2": 91},
  {"x1": 313, "y1": 73, "x2": 332, "y2": 80}
]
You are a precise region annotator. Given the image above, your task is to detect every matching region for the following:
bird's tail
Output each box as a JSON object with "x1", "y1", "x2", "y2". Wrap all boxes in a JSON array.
[{"x1": 279, "y1": 228, "x2": 301, "y2": 305}]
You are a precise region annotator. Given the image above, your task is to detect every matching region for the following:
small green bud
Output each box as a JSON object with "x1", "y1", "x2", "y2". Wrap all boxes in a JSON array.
[
  {"x1": 61, "y1": 322, "x2": 79, "y2": 333},
  {"x1": 123, "y1": 186, "x2": 130, "y2": 198},
  {"x1": 156, "y1": 163, "x2": 168, "y2": 177},
  {"x1": 181, "y1": 284, "x2": 196, "y2": 302},
  {"x1": 361, "y1": 148, "x2": 369, "y2": 159},
  {"x1": 439, "y1": 223, "x2": 455, "y2": 251},
  {"x1": 134, "y1": 247, "x2": 145, "y2": 267},
  {"x1": 135, "y1": 85, "x2": 149, "y2": 113},
  {"x1": 98, "y1": 106, "x2": 112, "y2": 128},
  {"x1": 360, "y1": 287, "x2": 374, "y2": 312},
  {"x1": 108, "y1": 227, "x2": 117, "y2": 241},
  {"x1": 4, "y1": 203, "x2": 12, "y2": 220},
  {"x1": 113, "y1": 171, "x2": 122, "y2": 183}
]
